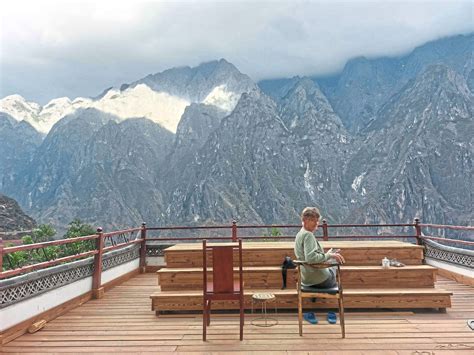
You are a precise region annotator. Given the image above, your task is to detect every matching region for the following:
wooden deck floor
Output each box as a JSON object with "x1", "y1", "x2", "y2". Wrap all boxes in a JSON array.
[{"x1": 3, "y1": 273, "x2": 474, "y2": 354}]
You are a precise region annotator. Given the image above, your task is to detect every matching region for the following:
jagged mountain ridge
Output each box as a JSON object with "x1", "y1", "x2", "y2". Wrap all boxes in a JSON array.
[
  {"x1": 260, "y1": 33, "x2": 473, "y2": 134},
  {"x1": 133, "y1": 58, "x2": 257, "y2": 105},
  {"x1": 3, "y1": 108, "x2": 174, "y2": 229},
  {"x1": 0, "y1": 34, "x2": 472, "y2": 230},
  {"x1": 343, "y1": 65, "x2": 473, "y2": 225},
  {"x1": 0, "y1": 59, "x2": 257, "y2": 134}
]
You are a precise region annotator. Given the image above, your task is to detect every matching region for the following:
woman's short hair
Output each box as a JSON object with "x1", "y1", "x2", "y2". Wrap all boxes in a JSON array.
[{"x1": 301, "y1": 207, "x2": 320, "y2": 220}]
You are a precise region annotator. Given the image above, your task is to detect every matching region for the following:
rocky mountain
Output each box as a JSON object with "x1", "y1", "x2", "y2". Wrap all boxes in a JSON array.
[
  {"x1": 254, "y1": 77, "x2": 302, "y2": 102},
  {"x1": 133, "y1": 58, "x2": 257, "y2": 106},
  {"x1": 0, "y1": 113, "x2": 42, "y2": 192},
  {"x1": 259, "y1": 33, "x2": 473, "y2": 134},
  {"x1": 165, "y1": 78, "x2": 352, "y2": 225},
  {"x1": 166, "y1": 90, "x2": 299, "y2": 224},
  {"x1": 163, "y1": 103, "x2": 227, "y2": 188},
  {"x1": 0, "y1": 34, "x2": 472, "y2": 231},
  {"x1": 3, "y1": 108, "x2": 173, "y2": 229},
  {"x1": 276, "y1": 78, "x2": 352, "y2": 221},
  {"x1": 0, "y1": 95, "x2": 86, "y2": 134},
  {"x1": 0, "y1": 194, "x2": 36, "y2": 232},
  {"x1": 0, "y1": 59, "x2": 257, "y2": 134},
  {"x1": 343, "y1": 64, "x2": 473, "y2": 226},
  {"x1": 324, "y1": 34, "x2": 473, "y2": 134}
]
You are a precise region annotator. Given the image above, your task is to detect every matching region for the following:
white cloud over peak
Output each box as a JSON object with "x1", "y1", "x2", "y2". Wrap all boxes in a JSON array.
[{"x1": 1, "y1": 0, "x2": 472, "y2": 104}]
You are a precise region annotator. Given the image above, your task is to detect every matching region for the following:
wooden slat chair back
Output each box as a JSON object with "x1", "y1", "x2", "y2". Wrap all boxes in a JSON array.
[
  {"x1": 294, "y1": 260, "x2": 345, "y2": 338},
  {"x1": 203, "y1": 240, "x2": 244, "y2": 341}
]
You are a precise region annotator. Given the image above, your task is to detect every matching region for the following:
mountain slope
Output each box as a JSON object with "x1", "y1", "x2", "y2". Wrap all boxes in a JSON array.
[
  {"x1": 259, "y1": 33, "x2": 473, "y2": 134},
  {"x1": 323, "y1": 33, "x2": 473, "y2": 133},
  {"x1": 166, "y1": 80, "x2": 351, "y2": 224},
  {"x1": 0, "y1": 113, "x2": 42, "y2": 192},
  {"x1": 1, "y1": 34, "x2": 472, "y2": 230},
  {"x1": 0, "y1": 194, "x2": 37, "y2": 232},
  {"x1": 344, "y1": 65, "x2": 473, "y2": 225},
  {"x1": 4, "y1": 109, "x2": 172, "y2": 228}
]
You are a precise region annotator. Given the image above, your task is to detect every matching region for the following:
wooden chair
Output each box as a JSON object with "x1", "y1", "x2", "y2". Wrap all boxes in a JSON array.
[
  {"x1": 203, "y1": 240, "x2": 244, "y2": 341},
  {"x1": 294, "y1": 260, "x2": 345, "y2": 338}
]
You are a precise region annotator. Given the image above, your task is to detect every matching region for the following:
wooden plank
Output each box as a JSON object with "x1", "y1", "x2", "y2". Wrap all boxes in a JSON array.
[
  {"x1": 164, "y1": 241, "x2": 424, "y2": 267},
  {"x1": 0, "y1": 292, "x2": 92, "y2": 345},
  {"x1": 1, "y1": 346, "x2": 177, "y2": 352},
  {"x1": 164, "y1": 241, "x2": 422, "y2": 251},
  {"x1": 157, "y1": 265, "x2": 437, "y2": 291},
  {"x1": 0, "y1": 268, "x2": 139, "y2": 345},
  {"x1": 4, "y1": 268, "x2": 470, "y2": 353},
  {"x1": 151, "y1": 287, "x2": 453, "y2": 297},
  {"x1": 436, "y1": 267, "x2": 474, "y2": 287},
  {"x1": 151, "y1": 288, "x2": 452, "y2": 312}
]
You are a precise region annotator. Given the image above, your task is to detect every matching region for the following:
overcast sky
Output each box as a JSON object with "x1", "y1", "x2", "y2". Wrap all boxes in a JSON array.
[{"x1": 1, "y1": 0, "x2": 472, "y2": 104}]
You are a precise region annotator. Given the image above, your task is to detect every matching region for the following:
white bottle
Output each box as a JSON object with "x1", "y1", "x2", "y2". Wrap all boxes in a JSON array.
[{"x1": 382, "y1": 257, "x2": 390, "y2": 268}]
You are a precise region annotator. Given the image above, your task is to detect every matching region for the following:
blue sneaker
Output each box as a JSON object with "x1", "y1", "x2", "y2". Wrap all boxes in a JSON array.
[
  {"x1": 327, "y1": 311, "x2": 337, "y2": 324},
  {"x1": 303, "y1": 312, "x2": 318, "y2": 324}
]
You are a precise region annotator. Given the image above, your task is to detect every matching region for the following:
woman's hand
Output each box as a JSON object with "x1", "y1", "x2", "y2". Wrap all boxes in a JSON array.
[{"x1": 328, "y1": 252, "x2": 345, "y2": 264}]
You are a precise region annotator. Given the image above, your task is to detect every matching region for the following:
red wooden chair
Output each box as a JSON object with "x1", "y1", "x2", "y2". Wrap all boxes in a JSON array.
[{"x1": 202, "y1": 239, "x2": 244, "y2": 341}]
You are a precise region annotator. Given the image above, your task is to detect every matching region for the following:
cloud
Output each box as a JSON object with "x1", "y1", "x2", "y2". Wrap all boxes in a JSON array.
[{"x1": 1, "y1": 0, "x2": 472, "y2": 104}]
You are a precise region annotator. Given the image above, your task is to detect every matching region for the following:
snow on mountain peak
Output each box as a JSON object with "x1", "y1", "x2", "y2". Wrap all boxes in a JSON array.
[
  {"x1": 202, "y1": 85, "x2": 239, "y2": 113},
  {"x1": 1, "y1": 72, "x2": 247, "y2": 134},
  {"x1": 0, "y1": 85, "x2": 191, "y2": 134},
  {"x1": 0, "y1": 95, "x2": 41, "y2": 123},
  {"x1": 91, "y1": 84, "x2": 190, "y2": 133}
]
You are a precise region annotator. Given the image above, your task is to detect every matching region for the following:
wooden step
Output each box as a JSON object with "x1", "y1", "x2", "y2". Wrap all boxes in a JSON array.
[
  {"x1": 150, "y1": 287, "x2": 452, "y2": 313},
  {"x1": 164, "y1": 241, "x2": 424, "y2": 267},
  {"x1": 157, "y1": 265, "x2": 437, "y2": 291}
]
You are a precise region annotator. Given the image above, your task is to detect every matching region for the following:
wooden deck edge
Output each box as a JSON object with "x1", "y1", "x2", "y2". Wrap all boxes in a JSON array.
[
  {"x1": 436, "y1": 267, "x2": 474, "y2": 287},
  {"x1": 150, "y1": 288, "x2": 454, "y2": 298},
  {"x1": 151, "y1": 292, "x2": 452, "y2": 313},
  {"x1": 0, "y1": 267, "x2": 140, "y2": 345},
  {"x1": 0, "y1": 291, "x2": 92, "y2": 345}
]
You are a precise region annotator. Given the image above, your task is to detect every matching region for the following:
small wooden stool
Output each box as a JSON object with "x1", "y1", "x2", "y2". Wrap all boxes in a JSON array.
[{"x1": 251, "y1": 293, "x2": 278, "y2": 327}]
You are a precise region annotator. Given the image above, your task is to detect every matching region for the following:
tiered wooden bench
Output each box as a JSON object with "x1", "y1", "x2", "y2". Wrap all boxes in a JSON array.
[{"x1": 150, "y1": 241, "x2": 452, "y2": 314}]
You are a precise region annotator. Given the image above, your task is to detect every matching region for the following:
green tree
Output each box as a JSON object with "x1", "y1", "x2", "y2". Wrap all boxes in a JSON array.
[
  {"x1": 262, "y1": 227, "x2": 282, "y2": 242},
  {"x1": 2, "y1": 221, "x2": 96, "y2": 274},
  {"x1": 29, "y1": 225, "x2": 58, "y2": 261},
  {"x1": 3, "y1": 225, "x2": 59, "y2": 269},
  {"x1": 270, "y1": 227, "x2": 282, "y2": 237},
  {"x1": 3, "y1": 242, "x2": 28, "y2": 271},
  {"x1": 62, "y1": 219, "x2": 96, "y2": 255},
  {"x1": 31, "y1": 224, "x2": 56, "y2": 243}
]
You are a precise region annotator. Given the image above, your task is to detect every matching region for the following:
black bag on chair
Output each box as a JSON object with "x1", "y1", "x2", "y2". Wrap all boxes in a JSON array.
[{"x1": 281, "y1": 256, "x2": 296, "y2": 289}]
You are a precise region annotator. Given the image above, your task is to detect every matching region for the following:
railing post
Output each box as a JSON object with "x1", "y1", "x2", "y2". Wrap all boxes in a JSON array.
[
  {"x1": 140, "y1": 222, "x2": 147, "y2": 274},
  {"x1": 414, "y1": 218, "x2": 422, "y2": 246},
  {"x1": 322, "y1": 219, "x2": 329, "y2": 241},
  {"x1": 92, "y1": 227, "x2": 105, "y2": 299},
  {"x1": 0, "y1": 237, "x2": 3, "y2": 273},
  {"x1": 232, "y1": 220, "x2": 237, "y2": 242}
]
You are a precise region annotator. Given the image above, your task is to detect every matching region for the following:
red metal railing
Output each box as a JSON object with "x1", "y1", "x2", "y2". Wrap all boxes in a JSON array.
[
  {"x1": 418, "y1": 223, "x2": 474, "y2": 247},
  {"x1": 1, "y1": 219, "x2": 472, "y2": 292},
  {"x1": 145, "y1": 220, "x2": 420, "y2": 243},
  {"x1": 0, "y1": 225, "x2": 145, "y2": 299}
]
